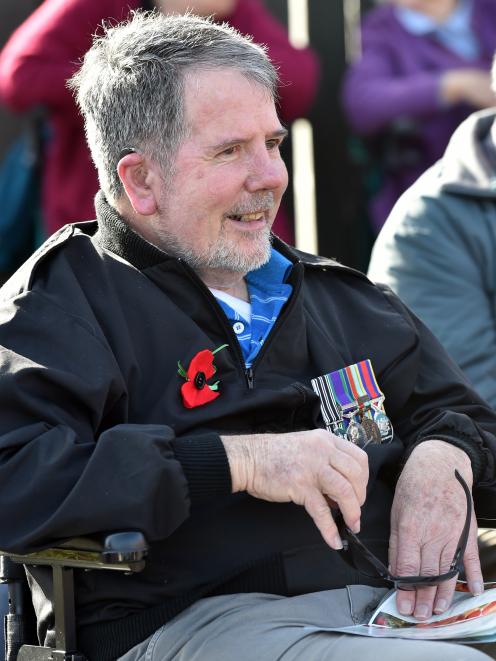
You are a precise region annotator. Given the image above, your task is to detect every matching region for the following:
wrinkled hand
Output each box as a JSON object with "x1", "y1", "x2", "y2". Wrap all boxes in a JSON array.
[
  {"x1": 222, "y1": 430, "x2": 369, "y2": 549},
  {"x1": 440, "y1": 69, "x2": 496, "y2": 109},
  {"x1": 390, "y1": 440, "x2": 482, "y2": 620},
  {"x1": 154, "y1": 0, "x2": 237, "y2": 18}
]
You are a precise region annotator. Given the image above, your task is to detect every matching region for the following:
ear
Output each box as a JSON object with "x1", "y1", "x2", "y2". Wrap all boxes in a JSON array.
[{"x1": 117, "y1": 152, "x2": 159, "y2": 216}]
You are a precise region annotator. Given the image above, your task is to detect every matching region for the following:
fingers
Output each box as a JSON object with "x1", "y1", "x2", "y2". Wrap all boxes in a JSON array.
[
  {"x1": 319, "y1": 463, "x2": 362, "y2": 532},
  {"x1": 464, "y1": 507, "x2": 484, "y2": 597},
  {"x1": 325, "y1": 440, "x2": 369, "y2": 507},
  {"x1": 392, "y1": 506, "x2": 479, "y2": 619},
  {"x1": 304, "y1": 490, "x2": 343, "y2": 550},
  {"x1": 394, "y1": 539, "x2": 458, "y2": 619}
]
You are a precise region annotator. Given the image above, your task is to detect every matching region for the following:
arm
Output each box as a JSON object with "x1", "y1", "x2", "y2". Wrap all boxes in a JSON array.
[
  {"x1": 341, "y1": 11, "x2": 493, "y2": 135},
  {"x1": 226, "y1": 0, "x2": 320, "y2": 122},
  {"x1": 222, "y1": 429, "x2": 368, "y2": 550},
  {"x1": 0, "y1": 289, "x2": 230, "y2": 552},
  {"x1": 342, "y1": 19, "x2": 443, "y2": 134},
  {"x1": 0, "y1": 0, "x2": 136, "y2": 112},
  {"x1": 374, "y1": 286, "x2": 496, "y2": 619}
]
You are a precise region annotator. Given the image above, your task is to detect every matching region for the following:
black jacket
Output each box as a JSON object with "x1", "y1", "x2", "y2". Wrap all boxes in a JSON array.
[{"x1": 1, "y1": 194, "x2": 495, "y2": 659}]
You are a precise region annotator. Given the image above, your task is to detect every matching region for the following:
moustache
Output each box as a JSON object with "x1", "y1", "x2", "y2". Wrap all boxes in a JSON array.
[{"x1": 225, "y1": 192, "x2": 275, "y2": 217}]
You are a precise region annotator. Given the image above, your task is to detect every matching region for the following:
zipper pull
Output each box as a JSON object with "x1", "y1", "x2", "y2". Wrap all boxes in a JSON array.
[{"x1": 245, "y1": 367, "x2": 254, "y2": 389}]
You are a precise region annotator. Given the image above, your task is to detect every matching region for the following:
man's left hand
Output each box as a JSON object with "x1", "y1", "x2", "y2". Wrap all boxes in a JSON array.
[{"x1": 389, "y1": 440, "x2": 483, "y2": 619}]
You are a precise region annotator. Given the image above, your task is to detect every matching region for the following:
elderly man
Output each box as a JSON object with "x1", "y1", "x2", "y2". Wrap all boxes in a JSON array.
[{"x1": 0, "y1": 11, "x2": 495, "y2": 661}]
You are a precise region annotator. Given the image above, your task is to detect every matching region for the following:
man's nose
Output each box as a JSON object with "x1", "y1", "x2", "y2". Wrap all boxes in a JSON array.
[{"x1": 245, "y1": 151, "x2": 288, "y2": 193}]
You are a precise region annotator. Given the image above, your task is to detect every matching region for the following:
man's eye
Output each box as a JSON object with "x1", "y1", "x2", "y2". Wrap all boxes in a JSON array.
[
  {"x1": 266, "y1": 139, "x2": 281, "y2": 151},
  {"x1": 219, "y1": 145, "x2": 239, "y2": 157}
]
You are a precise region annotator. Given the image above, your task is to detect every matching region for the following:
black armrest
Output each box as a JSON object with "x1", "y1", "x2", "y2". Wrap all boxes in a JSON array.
[
  {"x1": 0, "y1": 531, "x2": 148, "y2": 574},
  {"x1": 1, "y1": 534, "x2": 148, "y2": 659}
]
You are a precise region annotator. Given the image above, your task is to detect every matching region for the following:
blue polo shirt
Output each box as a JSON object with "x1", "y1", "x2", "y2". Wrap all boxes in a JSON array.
[{"x1": 212, "y1": 248, "x2": 293, "y2": 367}]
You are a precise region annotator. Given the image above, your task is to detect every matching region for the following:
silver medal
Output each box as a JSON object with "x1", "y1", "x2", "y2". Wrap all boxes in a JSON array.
[
  {"x1": 346, "y1": 419, "x2": 368, "y2": 448},
  {"x1": 373, "y1": 410, "x2": 394, "y2": 444}
]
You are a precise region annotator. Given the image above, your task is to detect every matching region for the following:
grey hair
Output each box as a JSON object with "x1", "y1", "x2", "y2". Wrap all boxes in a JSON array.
[{"x1": 69, "y1": 11, "x2": 279, "y2": 201}]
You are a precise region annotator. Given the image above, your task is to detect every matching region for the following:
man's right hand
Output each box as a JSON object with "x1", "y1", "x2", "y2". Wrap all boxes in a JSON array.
[{"x1": 221, "y1": 430, "x2": 369, "y2": 550}]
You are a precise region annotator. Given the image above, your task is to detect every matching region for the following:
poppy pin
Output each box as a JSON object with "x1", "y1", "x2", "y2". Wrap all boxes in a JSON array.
[{"x1": 177, "y1": 344, "x2": 228, "y2": 409}]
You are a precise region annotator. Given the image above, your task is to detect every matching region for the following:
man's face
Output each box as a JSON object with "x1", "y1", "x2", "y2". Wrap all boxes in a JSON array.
[{"x1": 148, "y1": 68, "x2": 288, "y2": 276}]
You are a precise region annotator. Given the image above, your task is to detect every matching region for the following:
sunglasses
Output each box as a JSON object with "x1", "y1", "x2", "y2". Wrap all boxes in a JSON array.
[{"x1": 336, "y1": 469, "x2": 471, "y2": 590}]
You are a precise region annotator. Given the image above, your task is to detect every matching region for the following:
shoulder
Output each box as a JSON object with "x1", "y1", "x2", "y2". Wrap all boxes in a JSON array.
[
  {"x1": 282, "y1": 243, "x2": 406, "y2": 323},
  {"x1": 0, "y1": 221, "x2": 99, "y2": 301},
  {"x1": 277, "y1": 240, "x2": 372, "y2": 287}
]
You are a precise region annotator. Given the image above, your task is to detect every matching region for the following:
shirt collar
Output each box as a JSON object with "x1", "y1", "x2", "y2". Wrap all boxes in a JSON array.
[
  {"x1": 247, "y1": 247, "x2": 293, "y2": 287},
  {"x1": 395, "y1": 0, "x2": 472, "y2": 36}
]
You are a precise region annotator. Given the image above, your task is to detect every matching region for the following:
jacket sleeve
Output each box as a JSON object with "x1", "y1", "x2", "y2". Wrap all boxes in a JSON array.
[
  {"x1": 0, "y1": 0, "x2": 136, "y2": 113},
  {"x1": 341, "y1": 11, "x2": 443, "y2": 135},
  {"x1": 368, "y1": 178, "x2": 496, "y2": 409},
  {"x1": 0, "y1": 289, "x2": 231, "y2": 554},
  {"x1": 226, "y1": 0, "x2": 320, "y2": 122},
  {"x1": 373, "y1": 281, "x2": 496, "y2": 497}
]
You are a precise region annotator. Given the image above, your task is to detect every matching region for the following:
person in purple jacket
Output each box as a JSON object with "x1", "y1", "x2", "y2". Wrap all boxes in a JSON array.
[{"x1": 342, "y1": 0, "x2": 496, "y2": 234}]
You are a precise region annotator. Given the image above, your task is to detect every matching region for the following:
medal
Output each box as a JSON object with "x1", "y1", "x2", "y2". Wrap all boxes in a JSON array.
[
  {"x1": 373, "y1": 407, "x2": 394, "y2": 444},
  {"x1": 346, "y1": 419, "x2": 368, "y2": 448},
  {"x1": 360, "y1": 414, "x2": 382, "y2": 444},
  {"x1": 331, "y1": 420, "x2": 348, "y2": 440},
  {"x1": 370, "y1": 396, "x2": 393, "y2": 444},
  {"x1": 312, "y1": 359, "x2": 393, "y2": 448}
]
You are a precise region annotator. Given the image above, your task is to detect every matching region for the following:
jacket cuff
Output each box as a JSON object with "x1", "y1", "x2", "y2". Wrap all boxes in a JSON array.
[
  {"x1": 405, "y1": 434, "x2": 484, "y2": 482},
  {"x1": 171, "y1": 433, "x2": 232, "y2": 505}
]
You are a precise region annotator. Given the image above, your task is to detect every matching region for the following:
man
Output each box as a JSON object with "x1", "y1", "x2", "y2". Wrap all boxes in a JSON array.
[
  {"x1": 0, "y1": 12, "x2": 495, "y2": 661},
  {"x1": 368, "y1": 59, "x2": 496, "y2": 410}
]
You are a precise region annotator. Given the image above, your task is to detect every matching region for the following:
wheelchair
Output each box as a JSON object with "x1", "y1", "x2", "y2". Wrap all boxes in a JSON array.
[
  {"x1": 0, "y1": 532, "x2": 148, "y2": 661},
  {"x1": 1, "y1": 519, "x2": 495, "y2": 661}
]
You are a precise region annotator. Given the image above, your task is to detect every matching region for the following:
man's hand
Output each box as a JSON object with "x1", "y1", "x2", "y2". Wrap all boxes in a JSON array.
[
  {"x1": 390, "y1": 440, "x2": 482, "y2": 620},
  {"x1": 221, "y1": 430, "x2": 369, "y2": 550}
]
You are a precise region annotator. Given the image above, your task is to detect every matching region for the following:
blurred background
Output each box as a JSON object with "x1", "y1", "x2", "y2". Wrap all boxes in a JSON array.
[
  {"x1": 0, "y1": 0, "x2": 377, "y2": 274},
  {"x1": 1, "y1": 0, "x2": 492, "y2": 276}
]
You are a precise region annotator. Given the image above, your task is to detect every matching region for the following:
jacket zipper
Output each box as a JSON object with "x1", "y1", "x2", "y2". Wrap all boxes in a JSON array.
[
  {"x1": 245, "y1": 367, "x2": 254, "y2": 389},
  {"x1": 179, "y1": 261, "x2": 254, "y2": 389},
  {"x1": 248, "y1": 261, "x2": 304, "y2": 372},
  {"x1": 178, "y1": 259, "x2": 304, "y2": 391}
]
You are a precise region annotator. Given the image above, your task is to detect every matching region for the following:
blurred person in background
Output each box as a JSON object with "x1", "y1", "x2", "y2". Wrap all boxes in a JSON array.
[
  {"x1": 342, "y1": 0, "x2": 496, "y2": 235},
  {"x1": 0, "y1": 0, "x2": 319, "y2": 246},
  {"x1": 368, "y1": 56, "x2": 496, "y2": 411}
]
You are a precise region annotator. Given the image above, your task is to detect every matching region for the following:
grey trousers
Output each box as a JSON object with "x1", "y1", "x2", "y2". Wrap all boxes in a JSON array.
[{"x1": 118, "y1": 586, "x2": 493, "y2": 661}]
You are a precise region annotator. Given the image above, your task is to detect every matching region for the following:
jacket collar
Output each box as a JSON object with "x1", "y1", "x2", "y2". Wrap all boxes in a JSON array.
[{"x1": 92, "y1": 190, "x2": 367, "y2": 281}]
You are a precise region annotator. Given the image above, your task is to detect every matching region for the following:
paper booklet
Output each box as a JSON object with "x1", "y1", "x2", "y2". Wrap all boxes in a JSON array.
[
  {"x1": 300, "y1": 582, "x2": 496, "y2": 644},
  {"x1": 364, "y1": 581, "x2": 496, "y2": 643}
]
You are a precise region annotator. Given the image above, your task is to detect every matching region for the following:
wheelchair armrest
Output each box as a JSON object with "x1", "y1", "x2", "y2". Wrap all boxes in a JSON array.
[{"x1": 1, "y1": 531, "x2": 148, "y2": 574}]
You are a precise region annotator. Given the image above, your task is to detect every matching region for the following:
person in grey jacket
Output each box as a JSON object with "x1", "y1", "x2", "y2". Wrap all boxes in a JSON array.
[{"x1": 368, "y1": 103, "x2": 496, "y2": 408}]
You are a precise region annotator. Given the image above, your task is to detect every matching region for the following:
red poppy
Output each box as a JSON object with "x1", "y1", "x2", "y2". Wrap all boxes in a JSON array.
[{"x1": 178, "y1": 345, "x2": 227, "y2": 409}]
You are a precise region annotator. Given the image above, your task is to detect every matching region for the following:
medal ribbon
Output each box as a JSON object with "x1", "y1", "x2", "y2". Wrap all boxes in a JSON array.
[
  {"x1": 312, "y1": 359, "x2": 384, "y2": 429},
  {"x1": 311, "y1": 374, "x2": 342, "y2": 430}
]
